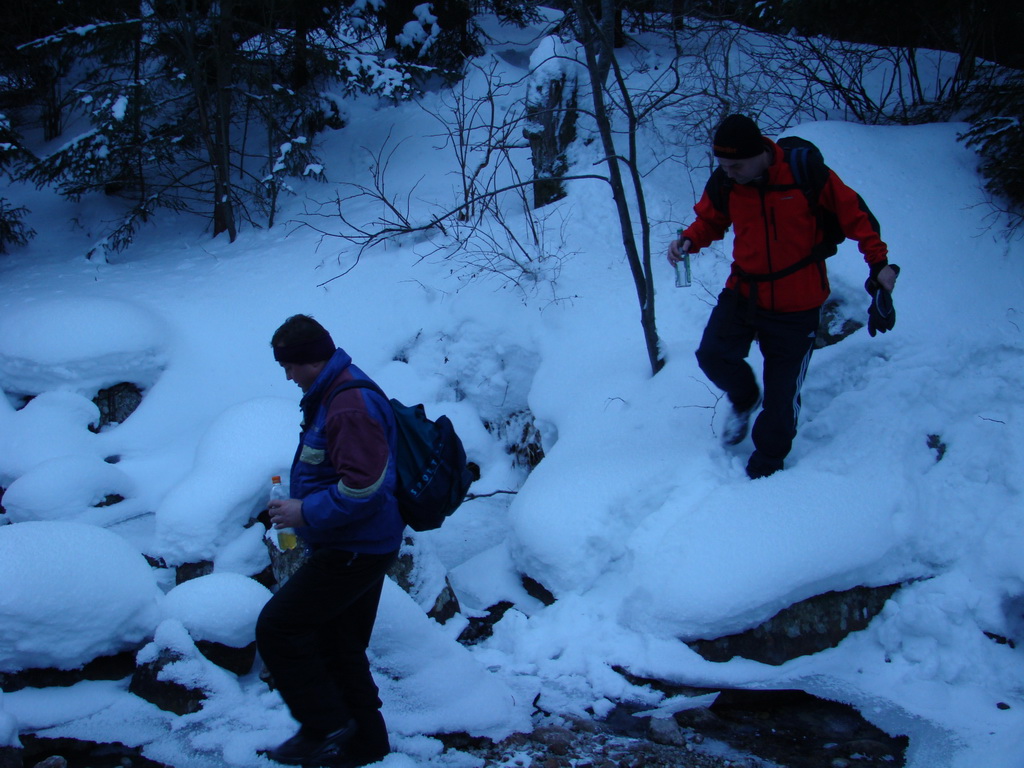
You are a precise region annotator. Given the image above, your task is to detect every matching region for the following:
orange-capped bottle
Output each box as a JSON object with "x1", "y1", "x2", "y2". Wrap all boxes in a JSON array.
[{"x1": 270, "y1": 476, "x2": 297, "y2": 550}]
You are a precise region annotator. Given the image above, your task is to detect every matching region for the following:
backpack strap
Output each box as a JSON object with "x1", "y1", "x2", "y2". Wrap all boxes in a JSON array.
[
  {"x1": 706, "y1": 167, "x2": 733, "y2": 217},
  {"x1": 779, "y1": 141, "x2": 843, "y2": 262},
  {"x1": 727, "y1": 142, "x2": 836, "y2": 317},
  {"x1": 328, "y1": 378, "x2": 387, "y2": 404}
]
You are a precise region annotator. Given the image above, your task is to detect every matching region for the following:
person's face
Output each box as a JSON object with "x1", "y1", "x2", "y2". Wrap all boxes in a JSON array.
[
  {"x1": 718, "y1": 150, "x2": 770, "y2": 184},
  {"x1": 280, "y1": 361, "x2": 325, "y2": 392}
]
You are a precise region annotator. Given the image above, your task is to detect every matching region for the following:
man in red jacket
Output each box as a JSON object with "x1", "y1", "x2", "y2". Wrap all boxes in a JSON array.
[{"x1": 668, "y1": 114, "x2": 898, "y2": 479}]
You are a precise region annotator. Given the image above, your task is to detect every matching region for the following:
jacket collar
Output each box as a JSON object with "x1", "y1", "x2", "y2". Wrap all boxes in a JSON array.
[{"x1": 300, "y1": 347, "x2": 353, "y2": 413}]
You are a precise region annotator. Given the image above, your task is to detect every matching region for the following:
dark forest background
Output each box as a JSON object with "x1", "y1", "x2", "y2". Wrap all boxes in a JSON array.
[{"x1": 1, "y1": 0, "x2": 1022, "y2": 258}]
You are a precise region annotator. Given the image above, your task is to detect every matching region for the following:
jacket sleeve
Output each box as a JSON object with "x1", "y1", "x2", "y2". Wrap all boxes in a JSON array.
[
  {"x1": 680, "y1": 172, "x2": 732, "y2": 251},
  {"x1": 820, "y1": 170, "x2": 888, "y2": 271},
  {"x1": 300, "y1": 398, "x2": 392, "y2": 529}
]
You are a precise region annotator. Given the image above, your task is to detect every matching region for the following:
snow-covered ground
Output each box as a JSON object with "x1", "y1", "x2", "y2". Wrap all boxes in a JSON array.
[{"x1": 2, "y1": 15, "x2": 1024, "y2": 768}]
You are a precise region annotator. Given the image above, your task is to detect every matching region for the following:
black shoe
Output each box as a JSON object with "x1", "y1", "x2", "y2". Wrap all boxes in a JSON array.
[
  {"x1": 746, "y1": 451, "x2": 783, "y2": 479},
  {"x1": 267, "y1": 721, "x2": 357, "y2": 766},
  {"x1": 345, "y1": 711, "x2": 390, "y2": 766}
]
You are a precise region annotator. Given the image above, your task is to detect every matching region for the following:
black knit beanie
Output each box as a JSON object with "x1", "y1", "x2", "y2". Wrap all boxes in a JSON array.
[
  {"x1": 273, "y1": 332, "x2": 335, "y2": 364},
  {"x1": 712, "y1": 114, "x2": 765, "y2": 159}
]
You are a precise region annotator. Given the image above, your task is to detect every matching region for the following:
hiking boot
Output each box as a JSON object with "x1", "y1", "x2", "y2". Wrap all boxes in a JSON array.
[
  {"x1": 267, "y1": 721, "x2": 357, "y2": 765},
  {"x1": 721, "y1": 393, "x2": 762, "y2": 446},
  {"x1": 345, "y1": 711, "x2": 390, "y2": 767},
  {"x1": 746, "y1": 451, "x2": 783, "y2": 480}
]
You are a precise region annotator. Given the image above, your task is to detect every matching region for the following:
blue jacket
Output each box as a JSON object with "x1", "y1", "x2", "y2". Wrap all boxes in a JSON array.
[{"x1": 290, "y1": 348, "x2": 404, "y2": 554}]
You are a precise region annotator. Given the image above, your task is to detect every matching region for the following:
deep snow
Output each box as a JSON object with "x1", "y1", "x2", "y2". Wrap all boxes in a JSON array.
[{"x1": 2, "y1": 14, "x2": 1024, "y2": 768}]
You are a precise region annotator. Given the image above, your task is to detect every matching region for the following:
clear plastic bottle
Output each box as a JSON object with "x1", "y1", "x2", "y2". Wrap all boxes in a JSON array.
[
  {"x1": 269, "y1": 475, "x2": 298, "y2": 550},
  {"x1": 674, "y1": 228, "x2": 692, "y2": 288}
]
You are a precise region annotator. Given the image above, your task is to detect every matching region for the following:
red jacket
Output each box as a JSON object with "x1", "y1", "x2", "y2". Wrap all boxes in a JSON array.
[{"x1": 682, "y1": 139, "x2": 888, "y2": 313}]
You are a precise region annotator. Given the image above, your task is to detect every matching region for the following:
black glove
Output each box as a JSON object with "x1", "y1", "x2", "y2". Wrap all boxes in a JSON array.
[{"x1": 865, "y1": 264, "x2": 900, "y2": 337}]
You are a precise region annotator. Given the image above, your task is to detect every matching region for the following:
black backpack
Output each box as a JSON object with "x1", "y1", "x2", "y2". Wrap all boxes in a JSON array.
[
  {"x1": 776, "y1": 136, "x2": 847, "y2": 257},
  {"x1": 706, "y1": 135, "x2": 849, "y2": 276},
  {"x1": 328, "y1": 380, "x2": 475, "y2": 532}
]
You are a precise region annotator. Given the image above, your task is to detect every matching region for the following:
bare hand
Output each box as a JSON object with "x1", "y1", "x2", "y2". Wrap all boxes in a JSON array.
[
  {"x1": 268, "y1": 498, "x2": 305, "y2": 529},
  {"x1": 876, "y1": 264, "x2": 898, "y2": 293},
  {"x1": 668, "y1": 237, "x2": 692, "y2": 266}
]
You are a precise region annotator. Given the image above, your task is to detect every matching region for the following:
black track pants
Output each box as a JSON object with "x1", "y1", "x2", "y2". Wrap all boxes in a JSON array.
[
  {"x1": 696, "y1": 289, "x2": 820, "y2": 462},
  {"x1": 256, "y1": 547, "x2": 398, "y2": 755}
]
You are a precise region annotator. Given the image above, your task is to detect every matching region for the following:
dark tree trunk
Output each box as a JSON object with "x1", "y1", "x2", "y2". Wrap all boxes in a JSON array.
[{"x1": 524, "y1": 72, "x2": 579, "y2": 208}]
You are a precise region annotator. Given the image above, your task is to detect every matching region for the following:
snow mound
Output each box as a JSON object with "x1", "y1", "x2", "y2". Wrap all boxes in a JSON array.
[
  {"x1": 0, "y1": 391, "x2": 100, "y2": 484},
  {"x1": 0, "y1": 691, "x2": 17, "y2": 748},
  {"x1": 0, "y1": 297, "x2": 169, "y2": 398},
  {"x1": 0, "y1": 521, "x2": 163, "y2": 672},
  {"x1": 153, "y1": 397, "x2": 299, "y2": 565},
  {"x1": 2, "y1": 455, "x2": 137, "y2": 523},
  {"x1": 214, "y1": 524, "x2": 272, "y2": 578},
  {"x1": 373, "y1": 580, "x2": 531, "y2": 740},
  {"x1": 164, "y1": 573, "x2": 271, "y2": 648}
]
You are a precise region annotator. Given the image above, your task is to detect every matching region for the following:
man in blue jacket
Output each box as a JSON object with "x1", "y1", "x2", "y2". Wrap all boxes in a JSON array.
[{"x1": 257, "y1": 314, "x2": 404, "y2": 767}]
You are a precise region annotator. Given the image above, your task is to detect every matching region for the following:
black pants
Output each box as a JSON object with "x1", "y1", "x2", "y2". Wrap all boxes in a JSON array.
[
  {"x1": 256, "y1": 547, "x2": 398, "y2": 756},
  {"x1": 696, "y1": 289, "x2": 820, "y2": 462}
]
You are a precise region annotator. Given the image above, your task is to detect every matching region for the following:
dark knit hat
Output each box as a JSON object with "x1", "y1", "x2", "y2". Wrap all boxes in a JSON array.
[
  {"x1": 272, "y1": 331, "x2": 335, "y2": 364},
  {"x1": 712, "y1": 114, "x2": 765, "y2": 159}
]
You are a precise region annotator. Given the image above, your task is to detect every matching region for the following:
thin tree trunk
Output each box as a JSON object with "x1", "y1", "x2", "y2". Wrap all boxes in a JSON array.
[{"x1": 572, "y1": 0, "x2": 664, "y2": 375}]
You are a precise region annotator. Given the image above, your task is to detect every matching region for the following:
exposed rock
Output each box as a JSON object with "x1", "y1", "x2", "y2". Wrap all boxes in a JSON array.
[
  {"x1": 816, "y1": 296, "x2": 863, "y2": 348},
  {"x1": 252, "y1": 509, "x2": 307, "y2": 587},
  {"x1": 522, "y1": 574, "x2": 556, "y2": 606},
  {"x1": 18, "y1": 736, "x2": 167, "y2": 768},
  {"x1": 610, "y1": 659, "x2": 908, "y2": 764},
  {"x1": 265, "y1": 535, "x2": 307, "y2": 587},
  {"x1": 927, "y1": 433, "x2": 948, "y2": 462},
  {"x1": 648, "y1": 716, "x2": 688, "y2": 747},
  {"x1": 249, "y1": 560, "x2": 277, "y2": 591},
  {"x1": 128, "y1": 649, "x2": 206, "y2": 716},
  {"x1": 194, "y1": 640, "x2": 256, "y2": 677},
  {"x1": 174, "y1": 560, "x2": 213, "y2": 585},
  {"x1": 91, "y1": 383, "x2": 144, "y2": 430},
  {"x1": 533, "y1": 725, "x2": 573, "y2": 755},
  {"x1": 426, "y1": 580, "x2": 460, "y2": 624},
  {"x1": 442, "y1": 718, "x2": 757, "y2": 768},
  {"x1": 0, "y1": 746, "x2": 21, "y2": 768},
  {"x1": 457, "y1": 600, "x2": 514, "y2": 645},
  {"x1": 142, "y1": 553, "x2": 166, "y2": 569},
  {"x1": 387, "y1": 537, "x2": 461, "y2": 623},
  {"x1": 674, "y1": 689, "x2": 907, "y2": 768},
  {"x1": 687, "y1": 583, "x2": 901, "y2": 666},
  {"x1": 0, "y1": 652, "x2": 137, "y2": 693},
  {"x1": 487, "y1": 409, "x2": 545, "y2": 469}
]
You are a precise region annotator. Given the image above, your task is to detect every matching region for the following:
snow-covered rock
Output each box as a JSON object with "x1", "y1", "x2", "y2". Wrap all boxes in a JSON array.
[
  {"x1": 0, "y1": 691, "x2": 17, "y2": 749},
  {"x1": 0, "y1": 297, "x2": 168, "y2": 397},
  {"x1": 164, "y1": 572, "x2": 271, "y2": 648},
  {"x1": 152, "y1": 397, "x2": 297, "y2": 566},
  {"x1": 0, "y1": 521, "x2": 163, "y2": 672},
  {"x1": 2, "y1": 455, "x2": 136, "y2": 523},
  {"x1": 0, "y1": 392, "x2": 100, "y2": 484}
]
